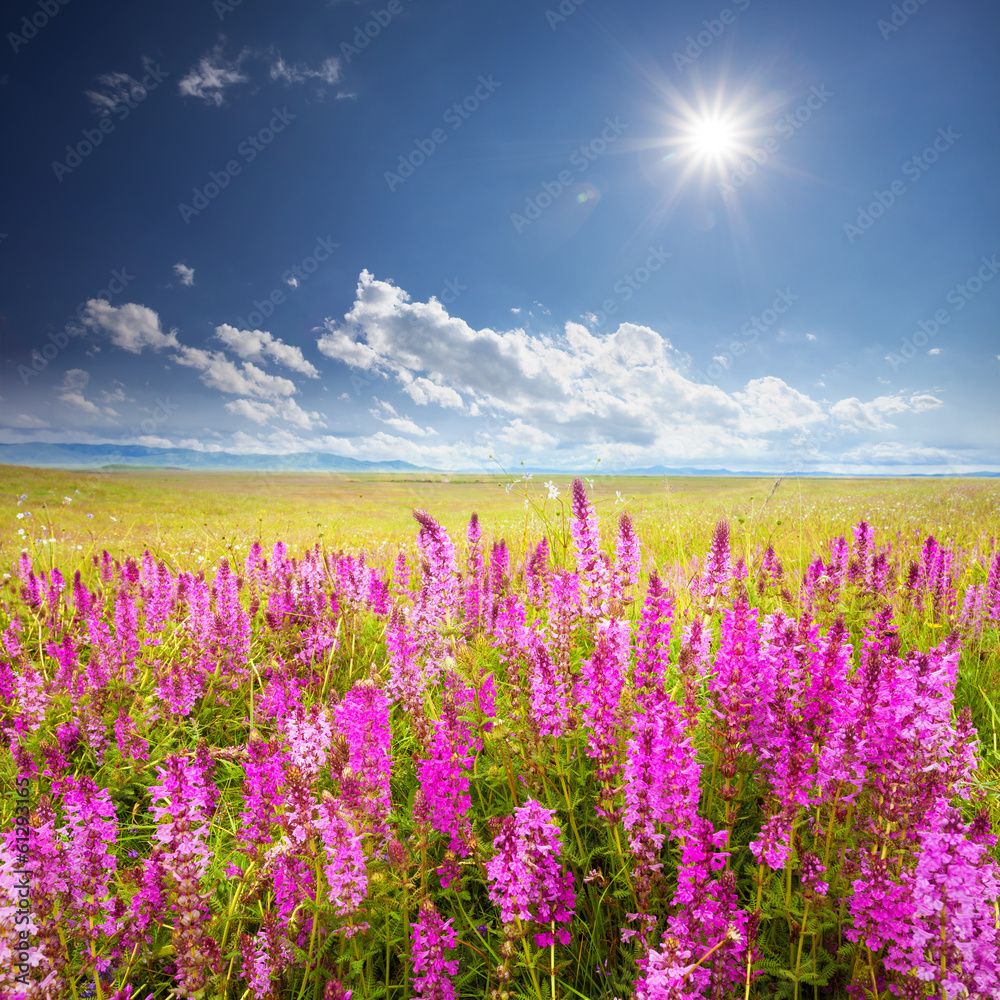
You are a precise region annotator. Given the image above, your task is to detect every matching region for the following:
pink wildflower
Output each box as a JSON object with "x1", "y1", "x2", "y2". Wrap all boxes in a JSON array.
[
  {"x1": 411, "y1": 900, "x2": 459, "y2": 1000},
  {"x1": 486, "y1": 799, "x2": 575, "y2": 947}
]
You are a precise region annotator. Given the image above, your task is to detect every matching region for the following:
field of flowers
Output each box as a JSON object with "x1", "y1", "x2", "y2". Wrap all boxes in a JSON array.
[{"x1": 1, "y1": 471, "x2": 999, "y2": 1000}]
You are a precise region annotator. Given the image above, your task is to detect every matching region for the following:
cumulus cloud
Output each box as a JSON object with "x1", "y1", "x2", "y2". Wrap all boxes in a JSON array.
[
  {"x1": 178, "y1": 44, "x2": 250, "y2": 106},
  {"x1": 172, "y1": 346, "x2": 297, "y2": 399},
  {"x1": 173, "y1": 263, "x2": 195, "y2": 287},
  {"x1": 733, "y1": 377, "x2": 825, "y2": 434},
  {"x1": 225, "y1": 397, "x2": 321, "y2": 430},
  {"x1": 400, "y1": 376, "x2": 464, "y2": 410},
  {"x1": 368, "y1": 397, "x2": 436, "y2": 437},
  {"x1": 171, "y1": 345, "x2": 324, "y2": 430},
  {"x1": 830, "y1": 393, "x2": 942, "y2": 432},
  {"x1": 214, "y1": 324, "x2": 319, "y2": 377},
  {"x1": 315, "y1": 271, "x2": 741, "y2": 457},
  {"x1": 57, "y1": 369, "x2": 102, "y2": 417},
  {"x1": 80, "y1": 300, "x2": 180, "y2": 353},
  {"x1": 313, "y1": 271, "x2": 956, "y2": 469}
]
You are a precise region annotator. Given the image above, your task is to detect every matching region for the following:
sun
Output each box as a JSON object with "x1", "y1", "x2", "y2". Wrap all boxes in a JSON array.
[
  {"x1": 689, "y1": 117, "x2": 739, "y2": 160},
  {"x1": 642, "y1": 82, "x2": 775, "y2": 192}
]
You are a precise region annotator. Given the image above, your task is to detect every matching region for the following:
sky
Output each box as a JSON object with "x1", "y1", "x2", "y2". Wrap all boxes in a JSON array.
[{"x1": 1, "y1": 0, "x2": 998, "y2": 474}]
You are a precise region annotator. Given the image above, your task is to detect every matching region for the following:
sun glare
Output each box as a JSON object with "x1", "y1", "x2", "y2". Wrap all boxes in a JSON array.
[
  {"x1": 690, "y1": 118, "x2": 738, "y2": 158},
  {"x1": 641, "y1": 81, "x2": 775, "y2": 194}
]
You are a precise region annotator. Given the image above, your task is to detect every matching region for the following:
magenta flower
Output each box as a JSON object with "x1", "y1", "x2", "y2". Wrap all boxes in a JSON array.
[
  {"x1": 314, "y1": 796, "x2": 368, "y2": 917},
  {"x1": 485, "y1": 799, "x2": 575, "y2": 947},
  {"x1": 148, "y1": 752, "x2": 221, "y2": 997},
  {"x1": 238, "y1": 737, "x2": 288, "y2": 858},
  {"x1": 416, "y1": 677, "x2": 479, "y2": 854},
  {"x1": 411, "y1": 899, "x2": 459, "y2": 1000},
  {"x1": 333, "y1": 681, "x2": 393, "y2": 839},
  {"x1": 239, "y1": 911, "x2": 292, "y2": 1000},
  {"x1": 527, "y1": 635, "x2": 569, "y2": 739},
  {"x1": 570, "y1": 478, "x2": 612, "y2": 619},
  {"x1": 615, "y1": 510, "x2": 641, "y2": 597},
  {"x1": 701, "y1": 519, "x2": 732, "y2": 605},
  {"x1": 525, "y1": 537, "x2": 549, "y2": 605}
]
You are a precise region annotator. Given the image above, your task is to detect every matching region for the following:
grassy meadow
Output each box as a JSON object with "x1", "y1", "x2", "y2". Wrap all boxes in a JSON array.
[{"x1": 1, "y1": 464, "x2": 999, "y2": 999}]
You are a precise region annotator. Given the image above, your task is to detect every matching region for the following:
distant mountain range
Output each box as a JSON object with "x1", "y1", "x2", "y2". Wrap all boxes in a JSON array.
[
  {"x1": 0, "y1": 443, "x2": 997, "y2": 477},
  {"x1": 0, "y1": 443, "x2": 432, "y2": 473}
]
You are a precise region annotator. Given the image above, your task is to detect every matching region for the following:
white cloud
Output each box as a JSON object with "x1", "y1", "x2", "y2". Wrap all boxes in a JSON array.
[
  {"x1": 173, "y1": 263, "x2": 195, "y2": 287},
  {"x1": 214, "y1": 324, "x2": 319, "y2": 377},
  {"x1": 172, "y1": 346, "x2": 297, "y2": 400},
  {"x1": 928, "y1": 347, "x2": 941, "y2": 355},
  {"x1": 829, "y1": 393, "x2": 941, "y2": 432},
  {"x1": 57, "y1": 369, "x2": 102, "y2": 417},
  {"x1": 8, "y1": 414, "x2": 50, "y2": 429},
  {"x1": 315, "y1": 271, "x2": 742, "y2": 455},
  {"x1": 312, "y1": 271, "x2": 958, "y2": 470},
  {"x1": 224, "y1": 397, "x2": 322, "y2": 430},
  {"x1": 711, "y1": 355, "x2": 730, "y2": 369},
  {"x1": 733, "y1": 377, "x2": 825, "y2": 433},
  {"x1": 369, "y1": 397, "x2": 436, "y2": 437},
  {"x1": 909, "y1": 393, "x2": 943, "y2": 412},
  {"x1": 86, "y1": 61, "x2": 159, "y2": 114},
  {"x1": 178, "y1": 45, "x2": 250, "y2": 106},
  {"x1": 400, "y1": 376, "x2": 464, "y2": 410},
  {"x1": 497, "y1": 418, "x2": 558, "y2": 451},
  {"x1": 57, "y1": 368, "x2": 125, "y2": 418},
  {"x1": 80, "y1": 300, "x2": 180, "y2": 353},
  {"x1": 269, "y1": 56, "x2": 341, "y2": 85},
  {"x1": 839, "y1": 442, "x2": 954, "y2": 466}
]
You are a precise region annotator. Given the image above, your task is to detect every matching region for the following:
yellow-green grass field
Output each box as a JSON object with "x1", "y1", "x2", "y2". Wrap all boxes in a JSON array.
[
  {"x1": 2, "y1": 463, "x2": 998, "y2": 579},
  {"x1": 2, "y1": 464, "x2": 1000, "y2": 996},
  {"x1": 3, "y1": 463, "x2": 997, "y2": 762}
]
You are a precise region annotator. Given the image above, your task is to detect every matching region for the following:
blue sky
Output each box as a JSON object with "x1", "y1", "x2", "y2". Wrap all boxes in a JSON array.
[{"x1": 1, "y1": 0, "x2": 997, "y2": 473}]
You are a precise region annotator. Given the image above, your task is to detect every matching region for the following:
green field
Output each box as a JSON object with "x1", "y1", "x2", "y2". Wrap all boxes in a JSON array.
[
  {"x1": 4, "y1": 463, "x2": 998, "y2": 575},
  {"x1": 2, "y1": 465, "x2": 999, "y2": 998}
]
